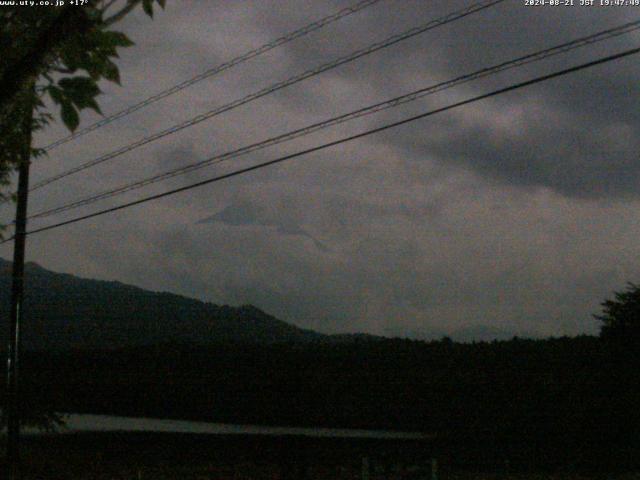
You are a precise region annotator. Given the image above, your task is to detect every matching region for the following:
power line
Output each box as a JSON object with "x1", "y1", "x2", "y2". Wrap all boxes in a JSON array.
[
  {"x1": 10, "y1": 45, "x2": 639, "y2": 242},
  {"x1": 41, "y1": 0, "x2": 386, "y2": 151},
  {"x1": 27, "y1": 19, "x2": 640, "y2": 221},
  {"x1": 31, "y1": 0, "x2": 506, "y2": 192}
]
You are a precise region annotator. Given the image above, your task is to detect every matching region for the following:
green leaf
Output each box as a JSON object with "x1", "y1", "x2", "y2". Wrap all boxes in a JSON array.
[
  {"x1": 100, "y1": 31, "x2": 134, "y2": 48},
  {"x1": 84, "y1": 58, "x2": 103, "y2": 80},
  {"x1": 56, "y1": 76, "x2": 104, "y2": 116},
  {"x1": 84, "y1": 29, "x2": 119, "y2": 57},
  {"x1": 58, "y1": 76, "x2": 97, "y2": 91},
  {"x1": 58, "y1": 42, "x2": 86, "y2": 71},
  {"x1": 102, "y1": 60, "x2": 121, "y2": 85},
  {"x1": 31, "y1": 147, "x2": 47, "y2": 159},
  {"x1": 142, "y1": 0, "x2": 154, "y2": 17},
  {"x1": 84, "y1": 97, "x2": 103, "y2": 115},
  {"x1": 48, "y1": 86, "x2": 64, "y2": 105},
  {"x1": 60, "y1": 101, "x2": 79, "y2": 132},
  {"x1": 58, "y1": 76, "x2": 101, "y2": 109}
]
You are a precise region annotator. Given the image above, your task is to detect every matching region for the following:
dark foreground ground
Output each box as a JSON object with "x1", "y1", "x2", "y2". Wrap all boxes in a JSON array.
[
  {"x1": 0, "y1": 432, "x2": 638, "y2": 479},
  {"x1": 2, "y1": 431, "x2": 428, "y2": 479}
]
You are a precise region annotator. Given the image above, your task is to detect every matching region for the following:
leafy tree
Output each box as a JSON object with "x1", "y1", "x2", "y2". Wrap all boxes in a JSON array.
[
  {"x1": 0, "y1": 0, "x2": 166, "y2": 430},
  {"x1": 595, "y1": 282, "x2": 640, "y2": 343},
  {"x1": 0, "y1": 0, "x2": 166, "y2": 202}
]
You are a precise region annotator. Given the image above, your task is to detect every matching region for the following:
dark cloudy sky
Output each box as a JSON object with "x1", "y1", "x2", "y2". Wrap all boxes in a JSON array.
[{"x1": 3, "y1": 0, "x2": 640, "y2": 340}]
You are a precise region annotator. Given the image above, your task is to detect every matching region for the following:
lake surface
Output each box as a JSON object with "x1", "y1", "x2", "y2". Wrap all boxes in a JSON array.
[{"x1": 37, "y1": 414, "x2": 432, "y2": 440}]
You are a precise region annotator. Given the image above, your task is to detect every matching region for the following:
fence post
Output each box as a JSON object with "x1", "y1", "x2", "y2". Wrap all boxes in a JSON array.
[{"x1": 361, "y1": 456, "x2": 370, "y2": 480}]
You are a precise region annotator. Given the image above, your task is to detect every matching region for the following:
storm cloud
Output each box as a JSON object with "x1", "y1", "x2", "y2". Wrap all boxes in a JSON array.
[{"x1": 3, "y1": 0, "x2": 640, "y2": 340}]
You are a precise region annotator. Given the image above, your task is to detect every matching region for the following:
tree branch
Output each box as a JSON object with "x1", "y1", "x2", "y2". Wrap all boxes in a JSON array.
[
  {"x1": 102, "y1": 0, "x2": 142, "y2": 28},
  {"x1": 101, "y1": 0, "x2": 120, "y2": 14}
]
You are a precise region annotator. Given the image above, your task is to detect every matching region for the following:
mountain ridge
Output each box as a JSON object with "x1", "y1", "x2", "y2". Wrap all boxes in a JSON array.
[
  {"x1": 0, "y1": 258, "x2": 540, "y2": 350},
  {"x1": 0, "y1": 258, "x2": 325, "y2": 351}
]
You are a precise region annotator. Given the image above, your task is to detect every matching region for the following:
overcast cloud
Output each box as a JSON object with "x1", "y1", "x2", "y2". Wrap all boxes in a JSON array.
[{"x1": 3, "y1": 0, "x2": 640, "y2": 340}]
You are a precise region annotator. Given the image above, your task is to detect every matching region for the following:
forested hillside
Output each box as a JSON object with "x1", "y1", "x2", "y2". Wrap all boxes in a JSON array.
[{"x1": 0, "y1": 259, "x2": 320, "y2": 350}]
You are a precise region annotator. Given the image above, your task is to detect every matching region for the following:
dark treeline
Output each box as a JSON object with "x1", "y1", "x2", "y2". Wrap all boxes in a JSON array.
[
  {"x1": 10, "y1": 333, "x2": 640, "y2": 472},
  {"x1": 1, "y1": 262, "x2": 639, "y2": 471}
]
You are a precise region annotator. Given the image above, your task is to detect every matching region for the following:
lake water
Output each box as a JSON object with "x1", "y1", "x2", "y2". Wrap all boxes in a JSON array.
[{"x1": 32, "y1": 414, "x2": 432, "y2": 440}]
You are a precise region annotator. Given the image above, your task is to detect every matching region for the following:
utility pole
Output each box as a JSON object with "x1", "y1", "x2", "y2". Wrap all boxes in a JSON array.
[{"x1": 6, "y1": 90, "x2": 33, "y2": 480}]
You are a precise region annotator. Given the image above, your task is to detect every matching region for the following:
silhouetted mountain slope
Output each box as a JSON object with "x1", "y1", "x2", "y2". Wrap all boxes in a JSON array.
[
  {"x1": 3, "y1": 258, "x2": 640, "y2": 471},
  {"x1": 0, "y1": 258, "x2": 322, "y2": 350}
]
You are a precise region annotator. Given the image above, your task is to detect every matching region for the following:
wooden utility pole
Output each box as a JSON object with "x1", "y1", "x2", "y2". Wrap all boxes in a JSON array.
[{"x1": 6, "y1": 90, "x2": 33, "y2": 480}]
